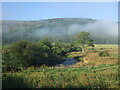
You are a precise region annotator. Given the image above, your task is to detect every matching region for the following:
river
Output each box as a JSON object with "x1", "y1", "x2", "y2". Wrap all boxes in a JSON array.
[{"x1": 57, "y1": 58, "x2": 80, "y2": 67}]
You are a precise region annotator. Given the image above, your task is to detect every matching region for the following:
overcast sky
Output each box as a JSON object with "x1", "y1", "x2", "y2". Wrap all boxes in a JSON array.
[{"x1": 2, "y1": 2, "x2": 118, "y2": 21}]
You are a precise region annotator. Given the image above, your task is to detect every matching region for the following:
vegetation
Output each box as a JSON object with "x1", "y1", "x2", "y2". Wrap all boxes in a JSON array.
[
  {"x1": 2, "y1": 40, "x2": 64, "y2": 72},
  {"x1": 2, "y1": 64, "x2": 119, "y2": 88},
  {"x1": 98, "y1": 51, "x2": 109, "y2": 57},
  {"x1": 2, "y1": 30, "x2": 119, "y2": 88},
  {"x1": 75, "y1": 31, "x2": 94, "y2": 52}
]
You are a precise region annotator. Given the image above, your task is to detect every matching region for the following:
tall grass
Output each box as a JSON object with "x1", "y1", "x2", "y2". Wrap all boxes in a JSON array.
[{"x1": 2, "y1": 64, "x2": 119, "y2": 88}]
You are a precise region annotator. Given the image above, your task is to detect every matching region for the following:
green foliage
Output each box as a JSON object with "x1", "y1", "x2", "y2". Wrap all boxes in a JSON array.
[
  {"x1": 75, "y1": 31, "x2": 94, "y2": 52},
  {"x1": 2, "y1": 40, "x2": 64, "y2": 72},
  {"x1": 99, "y1": 51, "x2": 109, "y2": 57},
  {"x1": 37, "y1": 38, "x2": 52, "y2": 50},
  {"x1": 2, "y1": 40, "x2": 41, "y2": 71},
  {"x1": 2, "y1": 38, "x2": 83, "y2": 72},
  {"x1": 9, "y1": 40, "x2": 42, "y2": 67},
  {"x1": 51, "y1": 42, "x2": 82, "y2": 56},
  {"x1": 75, "y1": 32, "x2": 94, "y2": 46},
  {"x1": 52, "y1": 42, "x2": 65, "y2": 56}
]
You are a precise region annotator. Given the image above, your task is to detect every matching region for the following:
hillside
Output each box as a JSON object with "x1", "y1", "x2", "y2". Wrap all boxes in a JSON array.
[{"x1": 2, "y1": 18, "x2": 118, "y2": 44}]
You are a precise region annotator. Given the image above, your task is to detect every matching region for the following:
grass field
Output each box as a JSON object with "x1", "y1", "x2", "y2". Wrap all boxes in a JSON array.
[
  {"x1": 2, "y1": 64, "x2": 119, "y2": 88},
  {"x1": 2, "y1": 44, "x2": 119, "y2": 88}
]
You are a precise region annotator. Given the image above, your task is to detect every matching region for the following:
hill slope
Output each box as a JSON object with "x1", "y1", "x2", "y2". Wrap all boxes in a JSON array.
[{"x1": 2, "y1": 18, "x2": 118, "y2": 44}]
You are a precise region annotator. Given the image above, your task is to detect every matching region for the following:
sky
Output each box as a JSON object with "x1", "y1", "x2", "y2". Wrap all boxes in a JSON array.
[{"x1": 2, "y1": 2, "x2": 118, "y2": 21}]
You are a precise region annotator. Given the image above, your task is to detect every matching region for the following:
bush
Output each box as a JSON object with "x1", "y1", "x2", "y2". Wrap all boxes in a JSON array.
[
  {"x1": 2, "y1": 40, "x2": 64, "y2": 72},
  {"x1": 37, "y1": 38, "x2": 52, "y2": 50},
  {"x1": 2, "y1": 40, "x2": 42, "y2": 71},
  {"x1": 51, "y1": 42, "x2": 82, "y2": 57},
  {"x1": 99, "y1": 51, "x2": 109, "y2": 57}
]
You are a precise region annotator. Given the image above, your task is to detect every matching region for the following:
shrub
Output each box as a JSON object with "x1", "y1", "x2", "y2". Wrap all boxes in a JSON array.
[
  {"x1": 51, "y1": 42, "x2": 82, "y2": 57},
  {"x1": 2, "y1": 40, "x2": 64, "y2": 72},
  {"x1": 37, "y1": 38, "x2": 52, "y2": 50},
  {"x1": 99, "y1": 51, "x2": 109, "y2": 57}
]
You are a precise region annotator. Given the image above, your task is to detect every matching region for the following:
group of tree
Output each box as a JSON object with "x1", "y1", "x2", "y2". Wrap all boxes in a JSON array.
[
  {"x1": 2, "y1": 40, "x2": 63, "y2": 72},
  {"x1": 2, "y1": 31, "x2": 94, "y2": 72}
]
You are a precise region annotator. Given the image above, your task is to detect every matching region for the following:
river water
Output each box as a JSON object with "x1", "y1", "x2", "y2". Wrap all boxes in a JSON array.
[{"x1": 57, "y1": 58, "x2": 79, "y2": 67}]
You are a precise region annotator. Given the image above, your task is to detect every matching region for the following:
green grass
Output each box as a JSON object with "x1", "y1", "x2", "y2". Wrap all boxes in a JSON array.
[{"x1": 2, "y1": 63, "x2": 119, "y2": 88}]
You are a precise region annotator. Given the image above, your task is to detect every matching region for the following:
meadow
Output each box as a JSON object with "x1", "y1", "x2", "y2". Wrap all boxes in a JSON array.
[{"x1": 2, "y1": 44, "x2": 119, "y2": 88}]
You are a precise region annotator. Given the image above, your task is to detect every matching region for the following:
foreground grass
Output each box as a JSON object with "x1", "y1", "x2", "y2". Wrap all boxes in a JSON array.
[{"x1": 2, "y1": 63, "x2": 119, "y2": 88}]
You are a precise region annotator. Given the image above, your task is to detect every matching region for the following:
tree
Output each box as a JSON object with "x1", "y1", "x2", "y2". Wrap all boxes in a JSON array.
[
  {"x1": 2, "y1": 40, "x2": 64, "y2": 72},
  {"x1": 75, "y1": 31, "x2": 94, "y2": 52},
  {"x1": 37, "y1": 38, "x2": 52, "y2": 50},
  {"x1": 2, "y1": 40, "x2": 48, "y2": 70},
  {"x1": 8, "y1": 40, "x2": 42, "y2": 68}
]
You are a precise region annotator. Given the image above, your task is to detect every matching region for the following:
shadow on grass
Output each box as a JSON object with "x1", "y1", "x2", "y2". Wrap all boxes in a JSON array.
[{"x1": 2, "y1": 74, "x2": 32, "y2": 88}]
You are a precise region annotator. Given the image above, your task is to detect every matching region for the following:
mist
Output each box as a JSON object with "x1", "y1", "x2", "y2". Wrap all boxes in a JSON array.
[
  {"x1": 2, "y1": 19, "x2": 118, "y2": 44},
  {"x1": 33, "y1": 20, "x2": 118, "y2": 38}
]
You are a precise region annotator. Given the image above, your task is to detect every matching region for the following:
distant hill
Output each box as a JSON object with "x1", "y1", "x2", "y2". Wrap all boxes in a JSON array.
[{"x1": 2, "y1": 18, "x2": 118, "y2": 44}]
